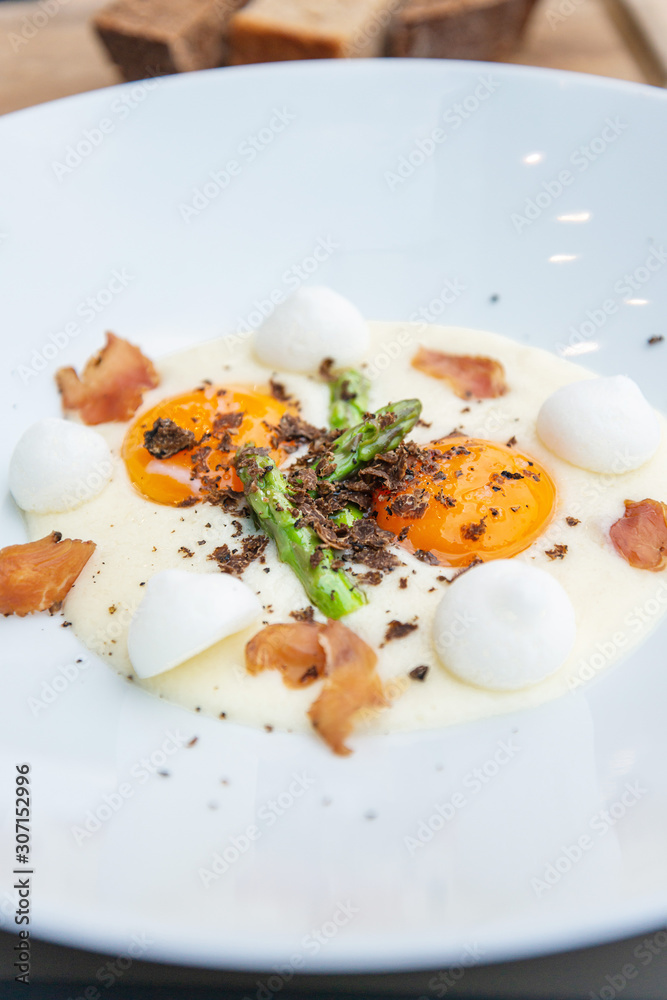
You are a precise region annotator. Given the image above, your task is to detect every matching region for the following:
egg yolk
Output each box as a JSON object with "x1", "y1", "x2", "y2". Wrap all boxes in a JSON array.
[
  {"x1": 374, "y1": 438, "x2": 556, "y2": 567},
  {"x1": 122, "y1": 385, "x2": 292, "y2": 506}
]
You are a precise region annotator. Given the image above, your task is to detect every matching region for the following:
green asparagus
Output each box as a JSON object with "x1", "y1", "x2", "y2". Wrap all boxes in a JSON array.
[
  {"x1": 235, "y1": 397, "x2": 420, "y2": 616},
  {"x1": 321, "y1": 399, "x2": 422, "y2": 483},
  {"x1": 333, "y1": 505, "x2": 363, "y2": 528},
  {"x1": 326, "y1": 368, "x2": 370, "y2": 524},
  {"x1": 329, "y1": 369, "x2": 371, "y2": 430},
  {"x1": 235, "y1": 451, "x2": 366, "y2": 619}
]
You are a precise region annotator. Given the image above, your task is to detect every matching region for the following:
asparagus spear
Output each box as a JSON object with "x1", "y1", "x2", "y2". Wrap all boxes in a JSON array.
[
  {"x1": 329, "y1": 369, "x2": 371, "y2": 430},
  {"x1": 235, "y1": 401, "x2": 419, "y2": 615},
  {"x1": 326, "y1": 368, "x2": 370, "y2": 523},
  {"x1": 333, "y1": 505, "x2": 363, "y2": 528},
  {"x1": 321, "y1": 399, "x2": 422, "y2": 483},
  {"x1": 236, "y1": 451, "x2": 366, "y2": 619}
]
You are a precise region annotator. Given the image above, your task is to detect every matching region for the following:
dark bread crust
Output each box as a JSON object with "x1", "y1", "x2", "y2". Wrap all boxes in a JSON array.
[
  {"x1": 94, "y1": 0, "x2": 247, "y2": 80},
  {"x1": 390, "y1": 0, "x2": 538, "y2": 60}
]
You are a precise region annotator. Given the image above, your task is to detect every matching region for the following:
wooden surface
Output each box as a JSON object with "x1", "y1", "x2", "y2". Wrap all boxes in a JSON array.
[
  {"x1": 507, "y1": 0, "x2": 648, "y2": 81},
  {"x1": 0, "y1": 0, "x2": 655, "y2": 116},
  {"x1": 605, "y1": 0, "x2": 667, "y2": 85}
]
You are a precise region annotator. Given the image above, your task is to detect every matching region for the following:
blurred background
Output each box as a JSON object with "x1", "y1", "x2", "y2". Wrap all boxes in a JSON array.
[
  {"x1": 0, "y1": 0, "x2": 665, "y2": 117},
  {"x1": 1, "y1": 0, "x2": 666, "y2": 996}
]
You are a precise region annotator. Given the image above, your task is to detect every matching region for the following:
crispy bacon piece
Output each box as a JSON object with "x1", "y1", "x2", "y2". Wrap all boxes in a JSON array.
[
  {"x1": 308, "y1": 621, "x2": 387, "y2": 757},
  {"x1": 245, "y1": 619, "x2": 390, "y2": 755},
  {"x1": 245, "y1": 622, "x2": 326, "y2": 688},
  {"x1": 56, "y1": 332, "x2": 159, "y2": 424},
  {"x1": 0, "y1": 532, "x2": 95, "y2": 617},
  {"x1": 610, "y1": 499, "x2": 667, "y2": 571},
  {"x1": 412, "y1": 346, "x2": 507, "y2": 399}
]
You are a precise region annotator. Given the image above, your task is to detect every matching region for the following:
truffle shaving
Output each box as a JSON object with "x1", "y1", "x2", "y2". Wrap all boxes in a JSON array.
[
  {"x1": 209, "y1": 535, "x2": 269, "y2": 576},
  {"x1": 384, "y1": 620, "x2": 418, "y2": 642},
  {"x1": 289, "y1": 606, "x2": 315, "y2": 622},
  {"x1": 144, "y1": 418, "x2": 196, "y2": 459}
]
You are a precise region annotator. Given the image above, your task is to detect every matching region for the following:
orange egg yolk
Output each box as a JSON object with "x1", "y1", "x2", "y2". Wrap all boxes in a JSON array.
[
  {"x1": 374, "y1": 438, "x2": 556, "y2": 567},
  {"x1": 122, "y1": 385, "x2": 292, "y2": 506}
]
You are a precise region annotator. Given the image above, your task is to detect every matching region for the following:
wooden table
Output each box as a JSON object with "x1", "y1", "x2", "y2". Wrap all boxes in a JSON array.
[{"x1": 0, "y1": 0, "x2": 656, "y2": 117}]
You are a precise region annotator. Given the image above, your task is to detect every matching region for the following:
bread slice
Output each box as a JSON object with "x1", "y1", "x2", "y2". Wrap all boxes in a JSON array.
[
  {"x1": 228, "y1": 0, "x2": 402, "y2": 63},
  {"x1": 94, "y1": 0, "x2": 247, "y2": 81},
  {"x1": 390, "y1": 0, "x2": 538, "y2": 60}
]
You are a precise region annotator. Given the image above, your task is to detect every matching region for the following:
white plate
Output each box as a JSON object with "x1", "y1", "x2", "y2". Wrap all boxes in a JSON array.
[{"x1": 1, "y1": 60, "x2": 667, "y2": 973}]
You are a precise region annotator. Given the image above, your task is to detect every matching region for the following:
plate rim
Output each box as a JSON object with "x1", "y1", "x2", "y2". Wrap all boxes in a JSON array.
[{"x1": 2, "y1": 55, "x2": 667, "y2": 973}]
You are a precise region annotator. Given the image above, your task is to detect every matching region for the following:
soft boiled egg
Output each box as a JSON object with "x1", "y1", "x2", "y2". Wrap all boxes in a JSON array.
[
  {"x1": 20, "y1": 320, "x2": 667, "y2": 738},
  {"x1": 374, "y1": 438, "x2": 556, "y2": 567},
  {"x1": 122, "y1": 383, "x2": 293, "y2": 505}
]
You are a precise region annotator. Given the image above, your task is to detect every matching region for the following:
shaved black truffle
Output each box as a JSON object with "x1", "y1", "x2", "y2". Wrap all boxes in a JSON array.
[{"x1": 144, "y1": 418, "x2": 195, "y2": 459}]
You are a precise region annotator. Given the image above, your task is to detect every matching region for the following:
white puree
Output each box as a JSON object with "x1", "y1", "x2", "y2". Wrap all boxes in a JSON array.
[{"x1": 25, "y1": 323, "x2": 667, "y2": 736}]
